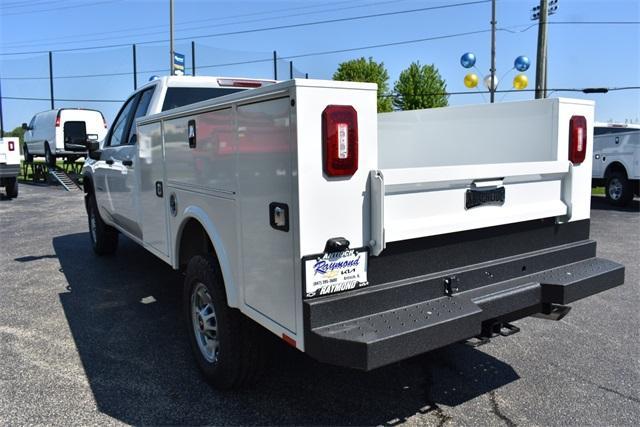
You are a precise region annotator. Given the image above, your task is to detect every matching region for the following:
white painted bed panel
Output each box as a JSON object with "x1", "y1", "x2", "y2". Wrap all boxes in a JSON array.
[
  {"x1": 294, "y1": 83, "x2": 379, "y2": 257},
  {"x1": 384, "y1": 180, "x2": 566, "y2": 242},
  {"x1": 378, "y1": 98, "x2": 558, "y2": 169}
]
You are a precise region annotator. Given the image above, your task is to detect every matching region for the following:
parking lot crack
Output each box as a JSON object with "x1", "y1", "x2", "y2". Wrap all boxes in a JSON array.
[{"x1": 489, "y1": 391, "x2": 516, "y2": 427}]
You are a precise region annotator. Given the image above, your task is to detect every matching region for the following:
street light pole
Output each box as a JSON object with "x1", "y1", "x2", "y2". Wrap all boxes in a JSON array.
[
  {"x1": 490, "y1": 0, "x2": 496, "y2": 103},
  {"x1": 169, "y1": 0, "x2": 175, "y2": 76}
]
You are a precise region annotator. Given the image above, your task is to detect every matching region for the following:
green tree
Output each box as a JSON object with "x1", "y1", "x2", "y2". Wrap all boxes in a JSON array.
[
  {"x1": 333, "y1": 57, "x2": 393, "y2": 113},
  {"x1": 393, "y1": 62, "x2": 449, "y2": 111}
]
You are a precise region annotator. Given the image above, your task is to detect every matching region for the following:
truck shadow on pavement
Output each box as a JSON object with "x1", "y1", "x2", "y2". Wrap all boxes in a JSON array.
[
  {"x1": 54, "y1": 232, "x2": 519, "y2": 426},
  {"x1": 590, "y1": 195, "x2": 640, "y2": 212}
]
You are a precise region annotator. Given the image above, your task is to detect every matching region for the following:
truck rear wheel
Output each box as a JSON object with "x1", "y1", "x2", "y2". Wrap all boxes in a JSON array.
[
  {"x1": 87, "y1": 193, "x2": 118, "y2": 255},
  {"x1": 605, "y1": 171, "x2": 633, "y2": 207},
  {"x1": 5, "y1": 177, "x2": 18, "y2": 198},
  {"x1": 183, "y1": 255, "x2": 267, "y2": 389}
]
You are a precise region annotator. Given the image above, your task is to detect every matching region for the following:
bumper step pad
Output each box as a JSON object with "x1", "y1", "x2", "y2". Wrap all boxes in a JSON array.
[{"x1": 306, "y1": 257, "x2": 624, "y2": 371}]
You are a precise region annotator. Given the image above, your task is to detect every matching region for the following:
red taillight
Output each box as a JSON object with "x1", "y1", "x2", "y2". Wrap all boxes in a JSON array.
[
  {"x1": 569, "y1": 115, "x2": 587, "y2": 164},
  {"x1": 55, "y1": 113, "x2": 60, "y2": 127},
  {"x1": 8, "y1": 141, "x2": 15, "y2": 151},
  {"x1": 322, "y1": 105, "x2": 358, "y2": 177}
]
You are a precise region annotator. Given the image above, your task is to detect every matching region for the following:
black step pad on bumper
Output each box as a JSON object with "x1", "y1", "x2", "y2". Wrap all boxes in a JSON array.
[{"x1": 304, "y1": 257, "x2": 624, "y2": 371}]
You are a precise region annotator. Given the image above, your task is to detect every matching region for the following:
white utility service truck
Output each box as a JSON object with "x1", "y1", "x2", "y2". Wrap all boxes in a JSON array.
[
  {"x1": 592, "y1": 122, "x2": 639, "y2": 206},
  {"x1": 0, "y1": 136, "x2": 20, "y2": 198},
  {"x1": 82, "y1": 76, "x2": 624, "y2": 389}
]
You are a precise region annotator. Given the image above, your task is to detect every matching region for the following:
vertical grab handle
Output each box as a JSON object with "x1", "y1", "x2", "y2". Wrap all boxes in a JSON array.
[{"x1": 369, "y1": 170, "x2": 385, "y2": 256}]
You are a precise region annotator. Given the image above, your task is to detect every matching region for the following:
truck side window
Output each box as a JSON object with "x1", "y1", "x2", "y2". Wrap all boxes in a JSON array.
[
  {"x1": 108, "y1": 96, "x2": 136, "y2": 147},
  {"x1": 29, "y1": 116, "x2": 35, "y2": 129},
  {"x1": 126, "y1": 88, "x2": 154, "y2": 145}
]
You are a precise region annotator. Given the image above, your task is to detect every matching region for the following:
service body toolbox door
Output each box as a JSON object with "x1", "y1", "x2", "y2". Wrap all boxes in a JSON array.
[
  {"x1": 138, "y1": 121, "x2": 169, "y2": 257},
  {"x1": 238, "y1": 96, "x2": 297, "y2": 332}
]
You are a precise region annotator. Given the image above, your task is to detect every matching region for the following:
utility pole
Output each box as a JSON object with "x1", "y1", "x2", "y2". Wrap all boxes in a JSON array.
[
  {"x1": 534, "y1": 0, "x2": 549, "y2": 98},
  {"x1": 169, "y1": 0, "x2": 175, "y2": 76},
  {"x1": 490, "y1": 0, "x2": 496, "y2": 103}
]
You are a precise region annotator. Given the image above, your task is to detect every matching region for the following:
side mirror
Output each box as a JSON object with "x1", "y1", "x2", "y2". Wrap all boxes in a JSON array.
[
  {"x1": 21, "y1": 123, "x2": 30, "y2": 130},
  {"x1": 86, "y1": 139, "x2": 101, "y2": 160},
  {"x1": 86, "y1": 139, "x2": 100, "y2": 151}
]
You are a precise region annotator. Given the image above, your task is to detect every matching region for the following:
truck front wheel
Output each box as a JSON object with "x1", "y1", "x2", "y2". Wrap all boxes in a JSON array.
[
  {"x1": 87, "y1": 193, "x2": 118, "y2": 255},
  {"x1": 606, "y1": 171, "x2": 633, "y2": 207},
  {"x1": 183, "y1": 255, "x2": 267, "y2": 389}
]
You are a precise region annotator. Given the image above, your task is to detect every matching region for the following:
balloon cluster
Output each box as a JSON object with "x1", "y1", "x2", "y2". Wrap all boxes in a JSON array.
[{"x1": 460, "y1": 53, "x2": 530, "y2": 91}]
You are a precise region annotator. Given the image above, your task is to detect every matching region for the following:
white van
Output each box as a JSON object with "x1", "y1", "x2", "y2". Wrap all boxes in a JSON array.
[{"x1": 22, "y1": 108, "x2": 108, "y2": 166}]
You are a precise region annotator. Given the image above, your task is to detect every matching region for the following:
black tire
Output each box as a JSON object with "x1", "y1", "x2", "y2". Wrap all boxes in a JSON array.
[
  {"x1": 605, "y1": 171, "x2": 633, "y2": 207},
  {"x1": 5, "y1": 177, "x2": 18, "y2": 198},
  {"x1": 87, "y1": 192, "x2": 118, "y2": 255},
  {"x1": 23, "y1": 144, "x2": 33, "y2": 163},
  {"x1": 44, "y1": 142, "x2": 56, "y2": 168},
  {"x1": 183, "y1": 255, "x2": 268, "y2": 389}
]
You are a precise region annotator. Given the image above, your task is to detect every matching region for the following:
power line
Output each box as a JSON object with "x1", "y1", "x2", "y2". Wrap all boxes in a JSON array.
[
  {"x1": 0, "y1": 0, "x2": 491, "y2": 56},
  {"x1": 3, "y1": 0, "x2": 408, "y2": 49},
  {"x1": 0, "y1": 0, "x2": 62, "y2": 10},
  {"x1": 4, "y1": 86, "x2": 638, "y2": 104},
  {"x1": 0, "y1": 0, "x2": 123, "y2": 16},
  {"x1": 1, "y1": 28, "x2": 495, "y2": 80}
]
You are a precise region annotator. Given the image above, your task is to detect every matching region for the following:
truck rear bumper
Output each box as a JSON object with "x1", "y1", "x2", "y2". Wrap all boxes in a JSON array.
[
  {"x1": 303, "y1": 233, "x2": 624, "y2": 371},
  {"x1": 0, "y1": 164, "x2": 20, "y2": 178}
]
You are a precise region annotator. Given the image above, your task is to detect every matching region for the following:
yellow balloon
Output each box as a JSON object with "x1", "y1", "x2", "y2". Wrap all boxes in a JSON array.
[
  {"x1": 513, "y1": 74, "x2": 528, "y2": 90},
  {"x1": 464, "y1": 73, "x2": 479, "y2": 89}
]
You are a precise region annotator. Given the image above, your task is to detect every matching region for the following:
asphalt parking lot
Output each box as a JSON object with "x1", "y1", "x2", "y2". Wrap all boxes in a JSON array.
[{"x1": 1, "y1": 183, "x2": 638, "y2": 426}]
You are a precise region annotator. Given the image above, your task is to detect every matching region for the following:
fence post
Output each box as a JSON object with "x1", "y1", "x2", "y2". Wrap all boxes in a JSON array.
[
  {"x1": 48, "y1": 51, "x2": 54, "y2": 109},
  {"x1": 273, "y1": 51, "x2": 277, "y2": 80},
  {"x1": 289, "y1": 61, "x2": 293, "y2": 79},
  {"x1": 133, "y1": 44, "x2": 137, "y2": 90},
  {"x1": 191, "y1": 41, "x2": 196, "y2": 76},
  {"x1": 0, "y1": 74, "x2": 4, "y2": 136}
]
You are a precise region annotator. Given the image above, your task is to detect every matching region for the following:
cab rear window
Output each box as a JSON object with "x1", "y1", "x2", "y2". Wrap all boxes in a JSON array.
[{"x1": 162, "y1": 87, "x2": 244, "y2": 111}]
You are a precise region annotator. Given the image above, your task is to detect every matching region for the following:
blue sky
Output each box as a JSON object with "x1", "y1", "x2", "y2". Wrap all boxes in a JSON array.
[{"x1": 1, "y1": 0, "x2": 638, "y2": 130}]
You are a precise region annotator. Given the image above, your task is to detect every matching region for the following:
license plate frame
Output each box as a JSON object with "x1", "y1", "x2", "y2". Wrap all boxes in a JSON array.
[
  {"x1": 302, "y1": 247, "x2": 369, "y2": 298},
  {"x1": 465, "y1": 186, "x2": 505, "y2": 209}
]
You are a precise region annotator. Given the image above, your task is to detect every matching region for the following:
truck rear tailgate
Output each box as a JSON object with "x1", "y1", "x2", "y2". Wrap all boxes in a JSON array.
[{"x1": 370, "y1": 98, "x2": 594, "y2": 255}]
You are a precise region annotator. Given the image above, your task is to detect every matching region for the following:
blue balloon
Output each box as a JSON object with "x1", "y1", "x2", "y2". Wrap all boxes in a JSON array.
[
  {"x1": 460, "y1": 52, "x2": 476, "y2": 69},
  {"x1": 514, "y1": 56, "x2": 530, "y2": 72}
]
